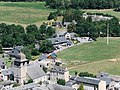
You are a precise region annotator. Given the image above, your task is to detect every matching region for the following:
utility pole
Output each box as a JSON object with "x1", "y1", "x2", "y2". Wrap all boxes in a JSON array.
[{"x1": 107, "y1": 23, "x2": 109, "y2": 45}]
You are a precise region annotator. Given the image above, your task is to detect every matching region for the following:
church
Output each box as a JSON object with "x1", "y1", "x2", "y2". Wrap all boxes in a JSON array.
[{"x1": 12, "y1": 52, "x2": 47, "y2": 85}]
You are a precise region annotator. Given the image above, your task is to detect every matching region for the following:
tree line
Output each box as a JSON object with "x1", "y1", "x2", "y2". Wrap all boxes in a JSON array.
[
  {"x1": 0, "y1": 23, "x2": 55, "y2": 59},
  {"x1": 0, "y1": 23, "x2": 55, "y2": 47},
  {"x1": 0, "y1": 0, "x2": 44, "y2": 2},
  {"x1": 46, "y1": 0, "x2": 120, "y2": 9},
  {"x1": 62, "y1": 9, "x2": 120, "y2": 40}
]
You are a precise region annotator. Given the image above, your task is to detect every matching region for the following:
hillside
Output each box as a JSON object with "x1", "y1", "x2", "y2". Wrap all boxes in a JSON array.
[
  {"x1": 58, "y1": 37, "x2": 120, "y2": 75},
  {"x1": 0, "y1": 2, "x2": 55, "y2": 26}
]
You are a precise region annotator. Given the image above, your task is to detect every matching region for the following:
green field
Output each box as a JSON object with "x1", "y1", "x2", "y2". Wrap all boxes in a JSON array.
[
  {"x1": 0, "y1": 2, "x2": 56, "y2": 26},
  {"x1": 58, "y1": 37, "x2": 120, "y2": 75},
  {"x1": 82, "y1": 9, "x2": 120, "y2": 20},
  {"x1": 69, "y1": 60, "x2": 120, "y2": 75}
]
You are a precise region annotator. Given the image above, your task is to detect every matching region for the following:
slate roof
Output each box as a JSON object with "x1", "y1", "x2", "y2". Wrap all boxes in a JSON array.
[
  {"x1": 97, "y1": 72, "x2": 112, "y2": 85},
  {"x1": 38, "y1": 53, "x2": 57, "y2": 61},
  {"x1": 70, "y1": 76, "x2": 100, "y2": 86},
  {"x1": 51, "y1": 66, "x2": 67, "y2": 74},
  {"x1": 8, "y1": 46, "x2": 23, "y2": 57},
  {"x1": 39, "y1": 55, "x2": 48, "y2": 61},
  {"x1": 10, "y1": 83, "x2": 74, "y2": 90},
  {"x1": 49, "y1": 37, "x2": 72, "y2": 45},
  {"x1": 0, "y1": 81, "x2": 14, "y2": 86},
  {"x1": 0, "y1": 59, "x2": 6, "y2": 66},
  {"x1": 49, "y1": 37, "x2": 67, "y2": 45},
  {"x1": 27, "y1": 63, "x2": 46, "y2": 80},
  {"x1": 70, "y1": 76, "x2": 111, "y2": 86},
  {"x1": 66, "y1": 80, "x2": 77, "y2": 87},
  {"x1": 10, "y1": 83, "x2": 40, "y2": 90},
  {"x1": 1, "y1": 69, "x2": 12, "y2": 76}
]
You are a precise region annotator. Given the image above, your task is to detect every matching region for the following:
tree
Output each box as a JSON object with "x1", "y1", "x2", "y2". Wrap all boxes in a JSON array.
[
  {"x1": 43, "y1": 66, "x2": 48, "y2": 73},
  {"x1": 79, "y1": 72, "x2": 96, "y2": 78},
  {"x1": 46, "y1": 26, "x2": 56, "y2": 38},
  {"x1": 75, "y1": 71, "x2": 78, "y2": 76},
  {"x1": 16, "y1": 25, "x2": 25, "y2": 33},
  {"x1": 0, "y1": 45, "x2": 3, "y2": 54},
  {"x1": 22, "y1": 47, "x2": 32, "y2": 60},
  {"x1": 27, "y1": 79, "x2": 33, "y2": 84},
  {"x1": 31, "y1": 48, "x2": 39, "y2": 56},
  {"x1": 78, "y1": 83, "x2": 84, "y2": 90},
  {"x1": 39, "y1": 40, "x2": 54, "y2": 53},
  {"x1": 47, "y1": 12, "x2": 57, "y2": 20},
  {"x1": 57, "y1": 79, "x2": 65, "y2": 85},
  {"x1": 13, "y1": 83, "x2": 20, "y2": 87},
  {"x1": 67, "y1": 22, "x2": 76, "y2": 32}
]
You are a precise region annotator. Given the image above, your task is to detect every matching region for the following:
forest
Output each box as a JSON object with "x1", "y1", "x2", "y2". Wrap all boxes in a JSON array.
[{"x1": 46, "y1": 0, "x2": 120, "y2": 9}]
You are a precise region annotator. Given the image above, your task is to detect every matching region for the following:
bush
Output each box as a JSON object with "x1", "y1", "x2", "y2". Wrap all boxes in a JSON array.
[
  {"x1": 57, "y1": 79, "x2": 65, "y2": 85},
  {"x1": 79, "y1": 72, "x2": 96, "y2": 78},
  {"x1": 31, "y1": 48, "x2": 39, "y2": 56},
  {"x1": 27, "y1": 79, "x2": 33, "y2": 84}
]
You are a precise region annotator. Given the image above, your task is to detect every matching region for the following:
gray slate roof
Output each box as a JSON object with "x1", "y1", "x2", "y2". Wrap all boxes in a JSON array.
[
  {"x1": 10, "y1": 83, "x2": 74, "y2": 90},
  {"x1": 2, "y1": 68, "x2": 12, "y2": 76},
  {"x1": 8, "y1": 46, "x2": 23, "y2": 57},
  {"x1": 49, "y1": 37, "x2": 72, "y2": 45},
  {"x1": 27, "y1": 63, "x2": 46, "y2": 80},
  {"x1": 49, "y1": 37, "x2": 67, "y2": 45},
  {"x1": 97, "y1": 72, "x2": 112, "y2": 85},
  {"x1": 51, "y1": 66, "x2": 67, "y2": 74},
  {"x1": 39, "y1": 55, "x2": 48, "y2": 61},
  {"x1": 70, "y1": 76, "x2": 100, "y2": 86},
  {"x1": 0, "y1": 58, "x2": 6, "y2": 66}
]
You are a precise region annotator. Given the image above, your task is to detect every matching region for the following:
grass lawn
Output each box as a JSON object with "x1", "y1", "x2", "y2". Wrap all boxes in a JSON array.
[
  {"x1": 69, "y1": 60, "x2": 120, "y2": 75},
  {"x1": 58, "y1": 37, "x2": 120, "y2": 75},
  {"x1": 82, "y1": 9, "x2": 120, "y2": 20},
  {"x1": 0, "y1": 2, "x2": 56, "y2": 26}
]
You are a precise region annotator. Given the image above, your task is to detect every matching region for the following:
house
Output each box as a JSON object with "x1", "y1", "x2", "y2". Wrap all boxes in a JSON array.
[
  {"x1": 83, "y1": 13, "x2": 113, "y2": 22},
  {"x1": 10, "y1": 83, "x2": 74, "y2": 90},
  {"x1": 64, "y1": 32, "x2": 76, "y2": 39},
  {"x1": 49, "y1": 66, "x2": 69, "y2": 82},
  {"x1": 66, "y1": 76, "x2": 111, "y2": 90},
  {"x1": 63, "y1": 20, "x2": 77, "y2": 28},
  {"x1": 0, "y1": 59, "x2": 7, "y2": 81},
  {"x1": 49, "y1": 37, "x2": 72, "y2": 49},
  {"x1": 38, "y1": 59, "x2": 54, "y2": 68},
  {"x1": 9, "y1": 83, "x2": 40, "y2": 90},
  {"x1": 12, "y1": 52, "x2": 47, "y2": 85},
  {"x1": 0, "y1": 81, "x2": 15, "y2": 90},
  {"x1": 108, "y1": 81, "x2": 120, "y2": 90},
  {"x1": 38, "y1": 53, "x2": 57, "y2": 61},
  {"x1": 1, "y1": 68, "x2": 13, "y2": 81},
  {"x1": 73, "y1": 37, "x2": 93, "y2": 43},
  {"x1": 0, "y1": 58, "x2": 6, "y2": 70},
  {"x1": 38, "y1": 54, "x2": 48, "y2": 61},
  {"x1": 2, "y1": 47, "x2": 13, "y2": 53},
  {"x1": 97, "y1": 72, "x2": 120, "y2": 90},
  {"x1": 56, "y1": 31, "x2": 77, "y2": 40},
  {"x1": 56, "y1": 32, "x2": 66, "y2": 38},
  {"x1": 63, "y1": 22, "x2": 71, "y2": 28}
]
